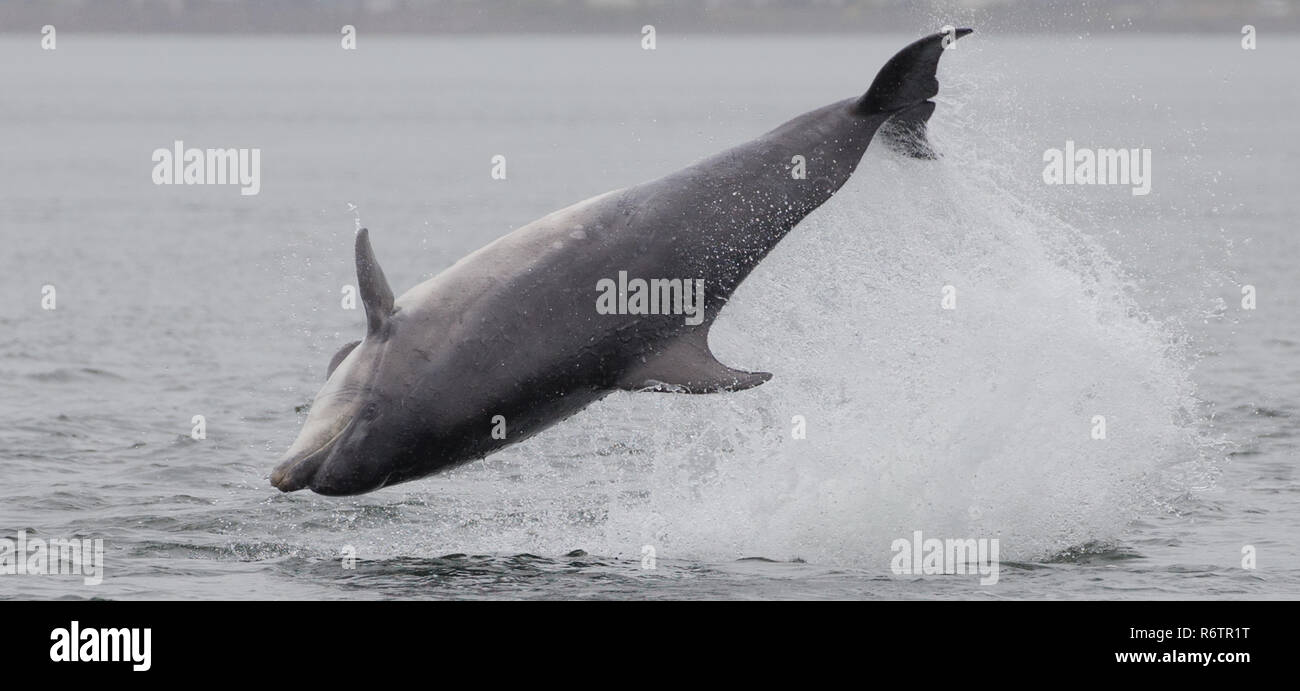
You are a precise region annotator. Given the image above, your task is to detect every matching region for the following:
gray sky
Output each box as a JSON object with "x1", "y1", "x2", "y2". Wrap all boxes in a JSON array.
[{"x1": 2, "y1": 0, "x2": 1298, "y2": 34}]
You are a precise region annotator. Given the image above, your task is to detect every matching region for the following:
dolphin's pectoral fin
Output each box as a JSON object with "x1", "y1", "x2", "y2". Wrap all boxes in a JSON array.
[
  {"x1": 616, "y1": 334, "x2": 772, "y2": 394},
  {"x1": 326, "y1": 340, "x2": 361, "y2": 380}
]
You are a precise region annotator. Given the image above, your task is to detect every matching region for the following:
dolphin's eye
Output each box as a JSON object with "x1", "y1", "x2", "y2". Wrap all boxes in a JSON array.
[{"x1": 362, "y1": 402, "x2": 381, "y2": 420}]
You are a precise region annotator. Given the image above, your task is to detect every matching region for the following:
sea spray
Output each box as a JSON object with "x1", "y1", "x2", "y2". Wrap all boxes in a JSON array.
[{"x1": 322, "y1": 59, "x2": 1208, "y2": 570}]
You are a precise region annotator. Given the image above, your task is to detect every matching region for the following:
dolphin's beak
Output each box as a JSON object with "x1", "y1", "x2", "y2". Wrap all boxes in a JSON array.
[{"x1": 270, "y1": 426, "x2": 346, "y2": 492}]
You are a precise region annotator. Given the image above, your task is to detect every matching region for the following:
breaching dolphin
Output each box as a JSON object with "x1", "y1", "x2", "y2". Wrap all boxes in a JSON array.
[{"x1": 272, "y1": 29, "x2": 972, "y2": 495}]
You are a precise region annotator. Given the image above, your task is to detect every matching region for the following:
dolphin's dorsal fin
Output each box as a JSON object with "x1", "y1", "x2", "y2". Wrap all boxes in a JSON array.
[
  {"x1": 617, "y1": 332, "x2": 771, "y2": 394},
  {"x1": 326, "y1": 340, "x2": 361, "y2": 379},
  {"x1": 354, "y1": 228, "x2": 395, "y2": 335}
]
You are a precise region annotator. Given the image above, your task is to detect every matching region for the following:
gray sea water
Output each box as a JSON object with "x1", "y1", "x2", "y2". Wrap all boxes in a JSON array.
[{"x1": 1, "y1": 34, "x2": 1297, "y2": 599}]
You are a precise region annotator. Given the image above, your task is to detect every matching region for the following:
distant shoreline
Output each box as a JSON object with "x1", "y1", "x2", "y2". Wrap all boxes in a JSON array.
[
  {"x1": 3, "y1": 29, "x2": 1297, "y2": 36},
  {"x1": 2, "y1": 0, "x2": 1297, "y2": 35}
]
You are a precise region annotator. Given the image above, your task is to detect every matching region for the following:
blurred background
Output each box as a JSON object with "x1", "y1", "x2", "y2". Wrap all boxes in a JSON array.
[
  {"x1": 2, "y1": 0, "x2": 1299, "y2": 34},
  {"x1": 1, "y1": 0, "x2": 1296, "y2": 599}
]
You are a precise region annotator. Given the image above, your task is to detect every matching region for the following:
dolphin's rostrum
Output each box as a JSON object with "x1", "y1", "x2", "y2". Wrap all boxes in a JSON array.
[{"x1": 271, "y1": 30, "x2": 972, "y2": 495}]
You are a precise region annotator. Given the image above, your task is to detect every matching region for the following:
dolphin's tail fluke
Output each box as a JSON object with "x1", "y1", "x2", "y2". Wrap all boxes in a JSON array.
[{"x1": 857, "y1": 28, "x2": 972, "y2": 158}]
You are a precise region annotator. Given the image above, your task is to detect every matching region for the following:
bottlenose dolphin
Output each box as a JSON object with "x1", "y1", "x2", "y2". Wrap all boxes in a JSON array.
[{"x1": 272, "y1": 30, "x2": 972, "y2": 495}]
